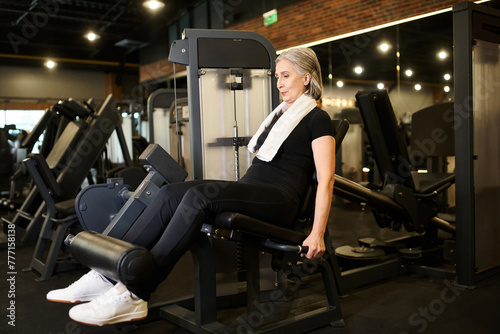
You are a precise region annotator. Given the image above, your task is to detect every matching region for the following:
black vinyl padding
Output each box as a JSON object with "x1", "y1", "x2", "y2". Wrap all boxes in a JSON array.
[
  {"x1": 69, "y1": 231, "x2": 155, "y2": 286},
  {"x1": 215, "y1": 212, "x2": 306, "y2": 245},
  {"x1": 139, "y1": 144, "x2": 188, "y2": 183}
]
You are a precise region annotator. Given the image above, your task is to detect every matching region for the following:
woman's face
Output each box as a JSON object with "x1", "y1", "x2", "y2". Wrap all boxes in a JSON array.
[{"x1": 275, "y1": 59, "x2": 309, "y2": 106}]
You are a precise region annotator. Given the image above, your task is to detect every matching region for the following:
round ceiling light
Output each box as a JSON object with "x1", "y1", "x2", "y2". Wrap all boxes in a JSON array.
[{"x1": 143, "y1": 1, "x2": 165, "y2": 10}]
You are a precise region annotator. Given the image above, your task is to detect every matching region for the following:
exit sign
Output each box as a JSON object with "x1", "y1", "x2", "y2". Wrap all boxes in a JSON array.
[{"x1": 263, "y1": 9, "x2": 277, "y2": 26}]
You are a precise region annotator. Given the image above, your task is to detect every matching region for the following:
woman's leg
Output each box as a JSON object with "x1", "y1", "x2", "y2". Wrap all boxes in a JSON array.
[
  {"x1": 127, "y1": 181, "x2": 297, "y2": 300},
  {"x1": 120, "y1": 179, "x2": 210, "y2": 247},
  {"x1": 46, "y1": 180, "x2": 210, "y2": 304}
]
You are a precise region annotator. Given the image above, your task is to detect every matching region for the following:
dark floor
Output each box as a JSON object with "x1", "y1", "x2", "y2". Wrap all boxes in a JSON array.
[{"x1": 1, "y1": 199, "x2": 499, "y2": 334}]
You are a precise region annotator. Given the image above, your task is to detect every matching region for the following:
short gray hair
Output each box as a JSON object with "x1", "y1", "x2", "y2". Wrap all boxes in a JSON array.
[{"x1": 276, "y1": 48, "x2": 323, "y2": 100}]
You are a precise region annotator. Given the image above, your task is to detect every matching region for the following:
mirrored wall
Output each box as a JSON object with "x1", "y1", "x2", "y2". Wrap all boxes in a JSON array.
[
  {"x1": 311, "y1": 11, "x2": 454, "y2": 183},
  {"x1": 313, "y1": 11, "x2": 453, "y2": 118}
]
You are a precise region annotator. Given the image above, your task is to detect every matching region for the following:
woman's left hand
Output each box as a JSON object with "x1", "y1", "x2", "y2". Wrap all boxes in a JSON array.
[{"x1": 301, "y1": 232, "x2": 326, "y2": 259}]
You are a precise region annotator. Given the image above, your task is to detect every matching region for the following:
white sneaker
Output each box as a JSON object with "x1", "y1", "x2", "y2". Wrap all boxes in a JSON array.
[
  {"x1": 69, "y1": 284, "x2": 148, "y2": 326},
  {"x1": 46, "y1": 270, "x2": 114, "y2": 303}
]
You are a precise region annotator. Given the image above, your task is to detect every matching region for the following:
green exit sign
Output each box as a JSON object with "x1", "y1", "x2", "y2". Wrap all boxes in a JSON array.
[{"x1": 263, "y1": 9, "x2": 277, "y2": 26}]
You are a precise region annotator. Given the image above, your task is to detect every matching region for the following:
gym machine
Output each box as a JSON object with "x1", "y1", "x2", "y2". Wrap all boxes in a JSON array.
[
  {"x1": 330, "y1": 1, "x2": 500, "y2": 292},
  {"x1": 2, "y1": 95, "x2": 145, "y2": 244},
  {"x1": 63, "y1": 29, "x2": 346, "y2": 333},
  {"x1": 67, "y1": 118, "x2": 348, "y2": 333},
  {"x1": 145, "y1": 88, "x2": 190, "y2": 177},
  {"x1": 1, "y1": 98, "x2": 91, "y2": 211},
  {"x1": 331, "y1": 90, "x2": 457, "y2": 293},
  {"x1": 168, "y1": 29, "x2": 279, "y2": 181},
  {"x1": 2, "y1": 97, "x2": 106, "y2": 244},
  {"x1": 146, "y1": 88, "x2": 187, "y2": 152},
  {"x1": 2, "y1": 95, "x2": 146, "y2": 281}
]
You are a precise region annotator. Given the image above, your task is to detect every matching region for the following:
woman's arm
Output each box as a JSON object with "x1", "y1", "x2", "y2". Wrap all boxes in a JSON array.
[{"x1": 302, "y1": 135, "x2": 336, "y2": 259}]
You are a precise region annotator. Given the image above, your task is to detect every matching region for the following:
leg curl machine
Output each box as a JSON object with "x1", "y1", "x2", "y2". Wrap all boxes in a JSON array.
[{"x1": 65, "y1": 118, "x2": 349, "y2": 333}]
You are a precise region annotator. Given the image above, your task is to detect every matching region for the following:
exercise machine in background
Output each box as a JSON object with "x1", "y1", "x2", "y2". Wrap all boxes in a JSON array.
[
  {"x1": 330, "y1": 1, "x2": 500, "y2": 292},
  {"x1": 1, "y1": 95, "x2": 145, "y2": 281},
  {"x1": 332, "y1": 90, "x2": 456, "y2": 294}
]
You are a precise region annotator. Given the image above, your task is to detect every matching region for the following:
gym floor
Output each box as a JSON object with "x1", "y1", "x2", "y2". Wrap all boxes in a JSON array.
[{"x1": 1, "y1": 200, "x2": 499, "y2": 334}]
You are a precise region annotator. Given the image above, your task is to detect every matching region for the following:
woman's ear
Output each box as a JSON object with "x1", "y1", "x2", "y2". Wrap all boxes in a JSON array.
[{"x1": 304, "y1": 73, "x2": 311, "y2": 86}]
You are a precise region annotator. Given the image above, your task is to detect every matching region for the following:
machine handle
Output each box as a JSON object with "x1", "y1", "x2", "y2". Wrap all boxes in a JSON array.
[{"x1": 262, "y1": 239, "x2": 309, "y2": 254}]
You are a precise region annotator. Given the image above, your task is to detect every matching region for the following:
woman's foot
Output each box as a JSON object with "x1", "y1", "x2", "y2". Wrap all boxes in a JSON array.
[
  {"x1": 46, "y1": 270, "x2": 114, "y2": 303},
  {"x1": 69, "y1": 283, "x2": 147, "y2": 326}
]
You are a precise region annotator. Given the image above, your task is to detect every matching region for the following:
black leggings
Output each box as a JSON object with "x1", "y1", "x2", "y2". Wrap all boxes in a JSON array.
[{"x1": 120, "y1": 179, "x2": 299, "y2": 301}]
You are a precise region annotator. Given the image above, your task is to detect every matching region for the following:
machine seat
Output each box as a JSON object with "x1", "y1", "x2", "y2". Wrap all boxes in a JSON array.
[
  {"x1": 54, "y1": 198, "x2": 77, "y2": 218},
  {"x1": 211, "y1": 212, "x2": 306, "y2": 249}
]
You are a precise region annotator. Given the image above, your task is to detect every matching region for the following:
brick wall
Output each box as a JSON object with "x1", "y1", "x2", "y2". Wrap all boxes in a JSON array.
[
  {"x1": 0, "y1": 102, "x2": 52, "y2": 110},
  {"x1": 140, "y1": 0, "x2": 459, "y2": 83}
]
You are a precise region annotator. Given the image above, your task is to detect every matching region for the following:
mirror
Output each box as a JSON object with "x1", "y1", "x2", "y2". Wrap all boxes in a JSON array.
[
  {"x1": 310, "y1": 11, "x2": 454, "y2": 182},
  {"x1": 312, "y1": 11, "x2": 453, "y2": 117}
]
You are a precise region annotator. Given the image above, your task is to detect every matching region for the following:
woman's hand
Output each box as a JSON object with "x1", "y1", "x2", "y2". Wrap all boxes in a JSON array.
[{"x1": 302, "y1": 232, "x2": 326, "y2": 259}]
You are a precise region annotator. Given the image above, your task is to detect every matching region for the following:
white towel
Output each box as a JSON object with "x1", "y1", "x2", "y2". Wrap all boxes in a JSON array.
[{"x1": 248, "y1": 93, "x2": 317, "y2": 162}]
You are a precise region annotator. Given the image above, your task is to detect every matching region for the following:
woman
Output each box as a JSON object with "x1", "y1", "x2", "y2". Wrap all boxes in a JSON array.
[{"x1": 46, "y1": 47, "x2": 336, "y2": 326}]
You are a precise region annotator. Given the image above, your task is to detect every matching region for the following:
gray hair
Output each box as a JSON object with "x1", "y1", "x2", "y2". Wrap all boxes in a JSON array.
[{"x1": 276, "y1": 47, "x2": 323, "y2": 100}]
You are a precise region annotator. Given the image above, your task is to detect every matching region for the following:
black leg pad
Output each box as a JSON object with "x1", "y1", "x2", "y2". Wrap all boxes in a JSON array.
[{"x1": 68, "y1": 231, "x2": 155, "y2": 286}]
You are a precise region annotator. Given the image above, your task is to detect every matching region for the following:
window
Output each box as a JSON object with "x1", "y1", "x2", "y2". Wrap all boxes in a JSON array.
[{"x1": 1, "y1": 109, "x2": 45, "y2": 153}]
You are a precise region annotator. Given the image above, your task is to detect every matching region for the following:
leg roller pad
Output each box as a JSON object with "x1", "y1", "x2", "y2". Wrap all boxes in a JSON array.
[{"x1": 68, "y1": 231, "x2": 155, "y2": 286}]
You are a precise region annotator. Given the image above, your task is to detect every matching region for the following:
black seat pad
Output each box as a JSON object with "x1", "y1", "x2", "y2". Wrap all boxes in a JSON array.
[
  {"x1": 215, "y1": 212, "x2": 306, "y2": 245},
  {"x1": 54, "y1": 198, "x2": 76, "y2": 217}
]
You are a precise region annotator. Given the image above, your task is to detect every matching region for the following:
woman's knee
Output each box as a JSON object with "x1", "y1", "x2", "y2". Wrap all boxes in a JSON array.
[
  {"x1": 182, "y1": 186, "x2": 208, "y2": 209},
  {"x1": 156, "y1": 182, "x2": 193, "y2": 203}
]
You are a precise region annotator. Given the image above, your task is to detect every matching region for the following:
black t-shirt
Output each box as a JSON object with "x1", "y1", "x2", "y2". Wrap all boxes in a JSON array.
[{"x1": 240, "y1": 107, "x2": 333, "y2": 204}]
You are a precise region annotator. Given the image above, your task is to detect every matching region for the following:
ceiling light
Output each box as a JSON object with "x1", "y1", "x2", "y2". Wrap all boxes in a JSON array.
[
  {"x1": 328, "y1": 73, "x2": 333, "y2": 80},
  {"x1": 354, "y1": 66, "x2": 363, "y2": 74},
  {"x1": 444, "y1": 73, "x2": 451, "y2": 80},
  {"x1": 437, "y1": 50, "x2": 448, "y2": 60},
  {"x1": 414, "y1": 84, "x2": 422, "y2": 91},
  {"x1": 444, "y1": 86, "x2": 450, "y2": 92},
  {"x1": 336, "y1": 80, "x2": 344, "y2": 88},
  {"x1": 45, "y1": 60, "x2": 56, "y2": 69},
  {"x1": 377, "y1": 83, "x2": 385, "y2": 90},
  {"x1": 405, "y1": 69, "x2": 413, "y2": 77},
  {"x1": 378, "y1": 42, "x2": 390, "y2": 53},
  {"x1": 86, "y1": 32, "x2": 99, "y2": 41},
  {"x1": 143, "y1": 1, "x2": 165, "y2": 10}
]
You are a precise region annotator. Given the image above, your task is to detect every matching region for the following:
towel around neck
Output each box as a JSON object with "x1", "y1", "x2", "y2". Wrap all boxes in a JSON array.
[{"x1": 248, "y1": 94, "x2": 317, "y2": 162}]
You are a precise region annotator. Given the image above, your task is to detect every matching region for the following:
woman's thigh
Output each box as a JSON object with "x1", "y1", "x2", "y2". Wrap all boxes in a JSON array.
[
  {"x1": 176, "y1": 181, "x2": 298, "y2": 227},
  {"x1": 147, "y1": 181, "x2": 298, "y2": 262},
  {"x1": 122, "y1": 179, "x2": 297, "y2": 248},
  {"x1": 121, "y1": 179, "x2": 212, "y2": 246}
]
